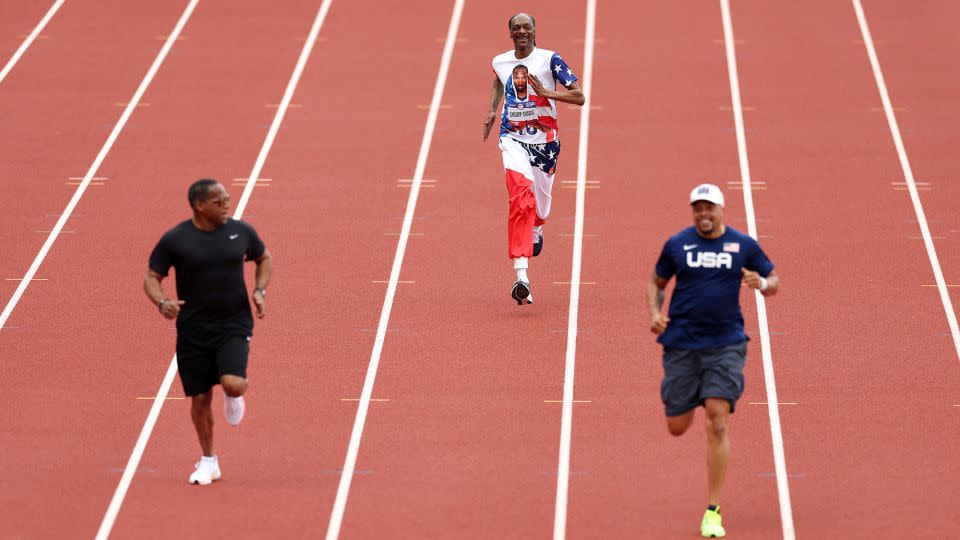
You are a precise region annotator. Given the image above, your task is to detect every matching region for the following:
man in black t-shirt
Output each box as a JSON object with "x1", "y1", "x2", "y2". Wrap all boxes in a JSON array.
[{"x1": 144, "y1": 178, "x2": 273, "y2": 486}]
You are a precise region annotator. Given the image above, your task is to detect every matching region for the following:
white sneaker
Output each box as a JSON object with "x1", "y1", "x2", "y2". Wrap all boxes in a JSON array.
[
  {"x1": 188, "y1": 456, "x2": 221, "y2": 485},
  {"x1": 224, "y1": 395, "x2": 245, "y2": 425}
]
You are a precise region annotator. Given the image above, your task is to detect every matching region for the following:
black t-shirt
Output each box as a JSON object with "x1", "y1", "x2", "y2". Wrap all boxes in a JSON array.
[{"x1": 149, "y1": 219, "x2": 266, "y2": 341}]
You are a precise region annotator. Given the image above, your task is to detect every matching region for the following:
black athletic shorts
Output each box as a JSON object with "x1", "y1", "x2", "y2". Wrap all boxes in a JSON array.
[
  {"x1": 660, "y1": 341, "x2": 747, "y2": 417},
  {"x1": 176, "y1": 334, "x2": 250, "y2": 396}
]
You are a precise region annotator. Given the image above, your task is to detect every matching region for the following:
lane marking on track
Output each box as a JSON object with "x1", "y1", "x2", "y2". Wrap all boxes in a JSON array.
[
  {"x1": 95, "y1": 1, "x2": 335, "y2": 538},
  {"x1": 720, "y1": 1, "x2": 796, "y2": 538},
  {"x1": 416, "y1": 104, "x2": 452, "y2": 109},
  {"x1": 749, "y1": 402, "x2": 798, "y2": 406},
  {"x1": 553, "y1": 1, "x2": 596, "y2": 539},
  {"x1": 544, "y1": 400, "x2": 591, "y2": 404},
  {"x1": 325, "y1": 2, "x2": 464, "y2": 538},
  {"x1": 266, "y1": 103, "x2": 302, "y2": 108},
  {"x1": 35, "y1": 230, "x2": 75, "y2": 233},
  {"x1": 371, "y1": 280, "x2": 415, "y2": 284},
  {"x1": 0, "y1": 0, "x2": 197, "y2": 338},
  {"x1": 853, "y1": 0, "x2": 960, "y2": 364},
  {"x1": 728, "y1": 180, "x2": 766, "y2": 190},
  {"x1": 871, "y1": 106, "x2": 907, "y2": 112},
  {"x1": 0, "y1": 0, "x2": 65, "y2": 85},
  {"x1": 567, "y1": 105, "x2": 603, "y2": 110},
  {"x1": 398, "y1": 178, "x2": 437, "y2": 188},
  {"x1": 553, "y1": 281, "x2": 596, "y2": 285},
  {"x1": 923, "y1": 284, "x2": 959, "y2": 288},
  {"x1": 114, "y1": 102, "x2": 151, "y2": 107},
  {"x1": 341, "y1": 398, "x2": 390, "y2": 402},
  {"x1": 325, "y1": 469, "x2": 375, "y2": 475},
  {"x1": 5, "y1": 278, "x2": 47, "y2": 281},
  {"x1": 135, "y1": 397, "x2": 184, "y2": 400},
  {"x1": 721, "y1": 105, "x2": 756, "y2": 111},
  {"x1": 384, "y1": 233, "x2": 423, "y2": 236}
]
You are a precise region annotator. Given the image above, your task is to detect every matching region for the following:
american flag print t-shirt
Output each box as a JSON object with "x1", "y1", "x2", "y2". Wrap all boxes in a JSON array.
[{"x1": 492, "y1": 47, "x2": 578, "y2": 145}]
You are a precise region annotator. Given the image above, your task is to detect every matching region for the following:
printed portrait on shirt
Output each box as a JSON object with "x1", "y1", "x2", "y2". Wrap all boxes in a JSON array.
[
  {"x1": 512, "y1": 64, "x2": 529, "y2": 100},
  {"x1": 508, "y1": 64, "x2": 546, "y2": 133}
]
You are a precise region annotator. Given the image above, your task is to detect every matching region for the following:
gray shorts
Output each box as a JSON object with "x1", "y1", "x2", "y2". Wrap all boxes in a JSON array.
[{"x1": 660, "y1": 341, "x2": 747, "y2": 417}]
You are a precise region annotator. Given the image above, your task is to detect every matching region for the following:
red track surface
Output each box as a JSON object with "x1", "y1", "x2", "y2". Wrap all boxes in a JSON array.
[{"x1": 1, "y1": 1, "x2": 958, "y2": 539}]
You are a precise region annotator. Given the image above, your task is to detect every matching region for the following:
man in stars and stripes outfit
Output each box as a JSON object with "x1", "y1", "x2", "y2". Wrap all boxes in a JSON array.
[{"x1": 483, "y1": 12, "x2": 584, "y2": 305}]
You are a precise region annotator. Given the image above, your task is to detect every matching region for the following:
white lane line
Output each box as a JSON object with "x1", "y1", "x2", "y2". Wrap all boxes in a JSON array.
[
  {"x1": 93, "y1": 0, "x2": 335, "y2": 538},
  {"x1": 553, "y1": 0, "x2": 596, "y2": 539},
  {"x1": 0, "y1": 0, "x2": 197, "y2": 336},
  {"x1": 324, "y1": 1, "x2": 464, "y2": 537},
  {"x1": 719, "y1": 1, "x2": 796, "y2": 539},
  {"x1": 0, "y1": 0, "x2": 65, "y2": 85},
  {"x1": 852, "y1": 0, "x2": 960, "y2": 362}
]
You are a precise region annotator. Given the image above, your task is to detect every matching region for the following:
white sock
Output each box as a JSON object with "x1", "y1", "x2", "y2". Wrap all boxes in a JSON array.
[
  {"x1": 513, "y1": 257, "x2": 529, "y2": 283},
  {"x1": 533, "y1": 225, "x2": 543, "y2": 236}
]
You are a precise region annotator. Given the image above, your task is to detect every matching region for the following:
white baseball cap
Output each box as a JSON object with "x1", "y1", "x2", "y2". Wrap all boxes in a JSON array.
[{"x1": 689, "y1": 183, "x2": 724, "y2": 207}]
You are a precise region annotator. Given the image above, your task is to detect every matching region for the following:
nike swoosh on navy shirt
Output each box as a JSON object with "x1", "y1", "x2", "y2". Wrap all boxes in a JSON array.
[{"x1": 683, "y1": 244, "x2": 698, "y2": 250}]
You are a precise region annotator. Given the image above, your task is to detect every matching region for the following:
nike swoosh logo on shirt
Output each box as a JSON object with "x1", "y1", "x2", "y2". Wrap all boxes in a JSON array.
[
  {"x1": 229, "y1": 234, "x2": 239, "y2": 240},
  {"x1": 683, "y1": 244, "x2": 698, "y2": 250}
]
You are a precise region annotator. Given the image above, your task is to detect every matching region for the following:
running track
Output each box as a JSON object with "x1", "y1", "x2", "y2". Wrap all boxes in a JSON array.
[{"x1": 0, "y1": 1, "x2": 957, "y2": 538}]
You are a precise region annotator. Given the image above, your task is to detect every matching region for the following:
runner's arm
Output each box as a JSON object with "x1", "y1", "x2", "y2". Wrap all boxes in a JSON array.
[
  {"x1": 252, "y1": 250, "x2": 273, "y2": 318},
  {"x1": 646, "y1": 273, "x2": 671, "y2": 334},
  {"x1": 483, "y1": 75, "x2": 503, "y2": 141},
  {"x1": 528, "y1": 75, "x2": 585, "y2": 106},
  {"x1": 144, "y1": 269, "x2": 183, "y2": 319}
]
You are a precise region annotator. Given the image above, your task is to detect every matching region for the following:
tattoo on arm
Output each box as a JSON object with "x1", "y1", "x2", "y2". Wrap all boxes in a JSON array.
[{"x1": 489, "y1": 78, "x2": 503, "y2": 111}]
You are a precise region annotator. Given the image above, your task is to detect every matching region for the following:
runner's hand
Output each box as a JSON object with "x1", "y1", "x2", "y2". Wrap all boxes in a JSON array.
[
  {"x1": 741, "y1": 268, "x2": 763, "y2": 289},
  {"x1": 160, "y1": 299, "x2": 184, "y2": 320},
  {"x1": 253, "y1": 289, "x2": 266, "y2": 319},
  {"x1": 482, "y1": 111, "x2": 497, "y2": 141},
  {"x1": 528, "y1": 74, "x2": 548, "y2": 96},
  {"x1": 650, "y1": 312, "x2": 670, "y2": 335}
]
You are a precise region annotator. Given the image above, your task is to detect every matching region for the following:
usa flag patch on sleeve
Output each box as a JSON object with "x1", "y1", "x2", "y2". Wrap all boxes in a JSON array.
[{"x1": 723, "y1": 242, "x2": 740, "y2": 253}]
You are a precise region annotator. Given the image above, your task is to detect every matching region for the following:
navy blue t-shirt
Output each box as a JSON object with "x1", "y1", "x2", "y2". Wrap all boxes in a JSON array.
[{"x1": 654, "y1": 225, "x2": 773, "y2": 350}]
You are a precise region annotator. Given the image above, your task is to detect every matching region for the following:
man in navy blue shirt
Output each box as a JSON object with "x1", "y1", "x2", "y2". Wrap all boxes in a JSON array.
[{"x1": 646, "y1": 183, "x2": 779, "y2": 538}]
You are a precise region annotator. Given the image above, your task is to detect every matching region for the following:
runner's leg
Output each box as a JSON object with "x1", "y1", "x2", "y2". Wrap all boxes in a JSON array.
[
  {"x1": 190, "y1": 390, "x2": 214, "y2": 456},
  {"x1": 704, "y1": 397, "x2": 731, "y2": 506}
]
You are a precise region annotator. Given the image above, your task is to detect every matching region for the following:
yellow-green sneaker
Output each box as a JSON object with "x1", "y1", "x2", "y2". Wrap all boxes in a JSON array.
[{"x1": 700, "y1": 507, "x2": 726, "y2": 538}]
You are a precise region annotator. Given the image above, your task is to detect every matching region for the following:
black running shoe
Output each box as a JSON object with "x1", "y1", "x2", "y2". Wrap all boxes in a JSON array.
[
  {"x1": 533, "y1": 229, "x2": 544, "y2": 257},
  {"x1": 511, "y1": 280, "x2": 531, "y2": 305}
]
